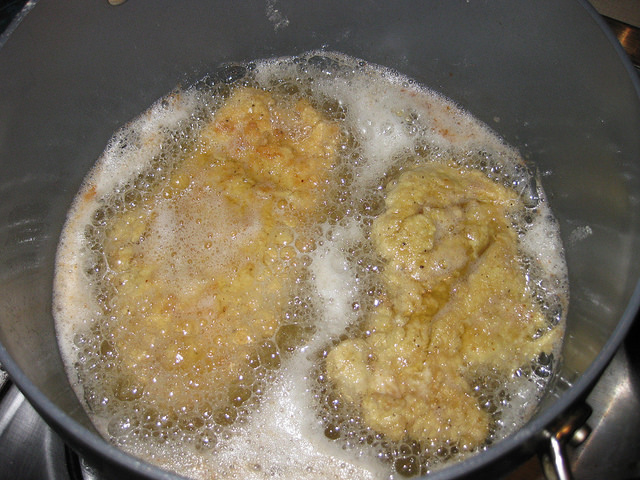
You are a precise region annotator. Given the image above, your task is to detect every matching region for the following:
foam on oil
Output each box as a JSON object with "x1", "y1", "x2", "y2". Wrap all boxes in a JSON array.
[{"x1": 54, "y1": 52, "x2": 567, "y2": 479}]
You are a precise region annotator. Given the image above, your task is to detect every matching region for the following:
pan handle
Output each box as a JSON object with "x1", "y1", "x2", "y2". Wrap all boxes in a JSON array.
[{"x1": 538, "y1": 402, "x2": 592, "y2": 480}]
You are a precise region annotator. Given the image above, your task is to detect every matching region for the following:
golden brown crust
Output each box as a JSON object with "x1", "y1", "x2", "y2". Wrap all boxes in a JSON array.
[
  {"x1": 326, "y1": 164, "x2": 555, "y2": 448},
  {"x1": 99, "y1": 87, "x2": 340, "y2": 417}
]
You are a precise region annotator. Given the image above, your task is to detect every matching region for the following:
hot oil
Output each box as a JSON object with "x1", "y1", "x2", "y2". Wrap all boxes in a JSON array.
[{"x1": 54, "y1": 52, "x2": 568, "y2": 479}]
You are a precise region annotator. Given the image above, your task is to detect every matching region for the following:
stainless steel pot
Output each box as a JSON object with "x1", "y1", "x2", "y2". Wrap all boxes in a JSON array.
[{"x1": 0, "y1": 1, "x2": 639, "y2": 479}]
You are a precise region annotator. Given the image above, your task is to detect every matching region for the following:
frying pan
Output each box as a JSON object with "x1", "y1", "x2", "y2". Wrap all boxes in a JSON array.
[{"x1": 0, "y1": 1, "x2": 638, "y2": 479}]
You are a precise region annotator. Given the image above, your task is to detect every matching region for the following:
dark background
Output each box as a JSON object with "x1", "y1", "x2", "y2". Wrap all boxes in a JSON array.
[{"x1": 0, "y1": 0, "x2": 27, "y2": 35}]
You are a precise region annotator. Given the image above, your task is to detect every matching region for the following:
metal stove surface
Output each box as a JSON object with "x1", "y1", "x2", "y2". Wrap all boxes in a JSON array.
[{"x1": 1, "y1": 1, "x2": 639, "y2": 480}]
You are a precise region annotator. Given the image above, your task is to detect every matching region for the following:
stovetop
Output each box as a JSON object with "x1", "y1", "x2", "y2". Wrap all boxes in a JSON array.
[{"x1": 1, "y1": 1, "x2": 639, "y2": 479}]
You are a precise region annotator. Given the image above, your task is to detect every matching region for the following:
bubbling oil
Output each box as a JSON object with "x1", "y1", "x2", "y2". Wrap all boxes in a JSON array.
[{"x1": 54, "y1": 52, "x2": 568, "y2": 479}]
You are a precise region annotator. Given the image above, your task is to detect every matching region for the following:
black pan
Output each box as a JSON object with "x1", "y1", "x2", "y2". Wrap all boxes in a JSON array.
[{"x1": 0, "y1": 1, "x2": 638, "y2": 479}]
